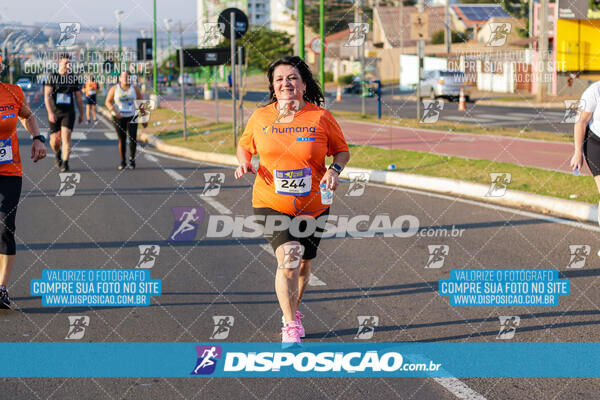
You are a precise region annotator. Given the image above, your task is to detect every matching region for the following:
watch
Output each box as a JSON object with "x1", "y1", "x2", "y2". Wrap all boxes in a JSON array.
[
  {"x1": 328, "y1": 163, "x2": 343, "y2": 174},
  {"x1": 32, "y1": 135, "x2": 46, "y2": 143}
]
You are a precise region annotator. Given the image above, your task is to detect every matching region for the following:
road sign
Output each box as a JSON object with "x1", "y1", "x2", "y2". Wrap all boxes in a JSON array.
[
  {"x1": 218, "y1": 8, "x2": 249, "y2": 40},
  {"x1": 310, "y1": 37, "x2": 327, "y2": 54},
  {"x1": 136, "y1": 38, "x2": 152, "y2": 60},
  {"x1": 410, "y1": 13, "x2": 430, "y2": 40},
  {"x1": 176, "y1": 47, "x2": 245, "y2": 67}
]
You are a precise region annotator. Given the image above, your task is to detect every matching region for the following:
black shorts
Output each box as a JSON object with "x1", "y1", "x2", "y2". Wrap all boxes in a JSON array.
[
  {"x1": 0, "y1": 175, "x2": 22, "y2": 255},
  {"x1": 253, "y1": 207, "x2": 330, "y2": 260},
  {"x1": 584, "y1": 126, "x2": 600, "y2": 176},
  {"x1": 49, "y1": 110, "x2": 75, "y2": 133},
  {"x1": 84, "y1": 95, "x2": 97, "y2": 105}
]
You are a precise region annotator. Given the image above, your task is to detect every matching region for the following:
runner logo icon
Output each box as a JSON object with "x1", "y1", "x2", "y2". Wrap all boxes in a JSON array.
[
  {"x1": 497, "y1": 316, "x2": 520, "y2": 339},
  {"x1": 57, "y1": 173, "x2": 81, "y2": 197},
  {"x1": 355, "y1": 316, "x2": 379, "y2": 340},
  {"x1": 131, "y1": 100, "x2": 156, "y2": 124},
  {"x1": 425, "y1": 245, "x2": 449, "y2": 269},
  {"x1": 344, "y1": 23, "x2": 369, "y2": 47},
  {"x1": 210, "y1": 316, "x2": 234, "y2": 340},
  {"x1": 274, "y1": 100, "x2": 299, "y2": 124},
  {"x1": 420, "y1": 100, "x2": 444, "y2": 123},
  {"x1": 137, "y1": 245, "x2": 160, "y2": 269},
  {"x1": 65, "y1": 316, "x2": 89, "y2": 340},
  {"x1": 345, "y1": 172, "x2": 369, "y2": 197},
  {"x1": 57, "y1": 23, "x2": 81, "y2": 47},
  {"x1": 562, "y1": 100, "x2": 584, "y2": 124},
  {"x1": 566, "y1": 245, "x2": 590, "y2": 269},
  {"x1": 191, "y1": 345, "x2": 222, "y2": 375},
  {"x1": 486, "y1": 22, "x2": 511, "y2": 47},
  {"x1": 201, "y1": 173, "x2": 225, "y2": 197},
  {"x1": 485, "y1": 172, "x2": 511, "y2": 197},
  {"x1": 169, "y1": 207, "x2": 204, "y2": 241}
]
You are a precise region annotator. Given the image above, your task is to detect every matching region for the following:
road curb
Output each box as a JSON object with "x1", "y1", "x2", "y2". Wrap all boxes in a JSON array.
[
  {"x1": 391, "y1": 95, "x2": 566, "y2": 109},
  {"x1": 99, "y1": 107, "x2": 598, "y2": 224}
]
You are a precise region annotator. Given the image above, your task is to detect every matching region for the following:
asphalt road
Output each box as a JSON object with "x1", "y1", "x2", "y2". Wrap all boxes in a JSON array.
[{"x1": 1, "y1": 104, "x2": 599, "y2": 399}]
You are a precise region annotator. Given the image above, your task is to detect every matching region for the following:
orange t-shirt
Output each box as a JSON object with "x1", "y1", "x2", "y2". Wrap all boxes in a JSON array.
[
  {"x1": 0, "y1": 83, "x2": 23, "y2": 177},
  {"x1": 84, "y1": 81, "x2": 98, "y2": 97},
  {"x1": 239, "y1": 102, "x2": 349, "y2": 216}
]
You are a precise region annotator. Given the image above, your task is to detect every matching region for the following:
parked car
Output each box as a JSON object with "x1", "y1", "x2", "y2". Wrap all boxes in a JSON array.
[
  {"x1": 419, "y1": 70, "x2": 470, "y2": 101},
  {"x1": 15, "y1": 78, "x2": 33, "y2": 91},
  {"x1": 343, "y1": 81, "x2": 374, "y2": 97}
]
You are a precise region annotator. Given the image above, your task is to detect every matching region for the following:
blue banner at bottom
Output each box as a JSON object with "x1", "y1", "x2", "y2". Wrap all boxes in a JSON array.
[{"x1": 1, "y1": 342, "x2": 598, "y2": 377}]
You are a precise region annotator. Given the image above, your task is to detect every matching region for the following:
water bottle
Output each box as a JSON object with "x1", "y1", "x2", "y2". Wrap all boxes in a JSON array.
[
  {"x1": 320, "y1": 183, "x2": 333, "y2": 205},
  {"x1": 573, "y1": 167, "x2": 580, "y2": 177}
]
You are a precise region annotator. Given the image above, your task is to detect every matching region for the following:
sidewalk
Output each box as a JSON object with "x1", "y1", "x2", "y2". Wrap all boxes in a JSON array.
[{"x1": 158, "y1": 97, "x2": 582, "y2": 175}]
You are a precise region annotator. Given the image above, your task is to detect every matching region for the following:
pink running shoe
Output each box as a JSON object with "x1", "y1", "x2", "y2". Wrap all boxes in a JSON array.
[
  {"x1": 281, "y1": 321, "x2": 302, "y2": 348},
  {"x1": 282, "y1": 311, "x2": 305, "y2": 338}
]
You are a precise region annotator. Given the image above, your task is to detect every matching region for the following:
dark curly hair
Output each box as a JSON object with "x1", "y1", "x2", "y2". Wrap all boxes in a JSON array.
[{"x1": 266, "y1": 56, "x2": 325, "y2": 107}]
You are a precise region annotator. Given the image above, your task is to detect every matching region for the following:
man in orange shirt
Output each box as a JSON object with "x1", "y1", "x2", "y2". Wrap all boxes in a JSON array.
[
  {"x1": 0, "y1": 57, "x2": 46, "y2": 308},
  {"x1": 235, "y1": 56, "x2": 350, "y2": 346},
  {"x1": 84, "y1": 76, "x2": 99, "y2": 124}
]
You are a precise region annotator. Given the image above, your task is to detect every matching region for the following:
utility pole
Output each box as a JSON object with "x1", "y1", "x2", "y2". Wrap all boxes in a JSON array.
[
  {"x1": 298, "y1": 0, "x2": 305, "y2": 59},
  {"x1": 152, "y1": 0, "x2": 158, "y2": 95},
  {"x1": 417, "y1": 0, "x2": 424, "y2": 119},
  {"x1": 319, "y1": 0, "x2": 324, "y2": 90},
  {"x1": 445, "y1": 0, "x2": 451, "y2": 56},
  {"x1": 178, "y1": 22, "x2": 187, "y2": 140},
  {"x1": 231, "y1": 11, "x2": 237, "y2": 147},
  {"x1": 356, "y1": 0, "x2": 366, "y2": 115},
  {"x1": 536, "y1": 0, "x2": 547, "y2": 102}
]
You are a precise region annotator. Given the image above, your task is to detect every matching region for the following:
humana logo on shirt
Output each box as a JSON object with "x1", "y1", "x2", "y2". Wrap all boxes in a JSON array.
[{"x1": 264, "y1": 126, "x2": 316, "y2": 134}]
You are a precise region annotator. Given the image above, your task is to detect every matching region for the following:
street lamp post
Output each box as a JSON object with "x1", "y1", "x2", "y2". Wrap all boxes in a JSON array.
[
  {"x1": 115, "y1": 10, "x2": 124, "y2": 60},
  {"x1": 152, "y1": 0, "x2": 158, "y2": 96},
  {"x1": 164, "y1": 18, "x2": 172, "y2": 87}
]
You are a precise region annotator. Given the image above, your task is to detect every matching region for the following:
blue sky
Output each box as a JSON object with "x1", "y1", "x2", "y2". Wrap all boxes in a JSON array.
[{"x1": 1, "y1": 0, "x2": 197, "y2": 27}]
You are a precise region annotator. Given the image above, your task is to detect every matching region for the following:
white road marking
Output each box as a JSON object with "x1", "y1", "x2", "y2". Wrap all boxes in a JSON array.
[
  {"x1": 308, "y1": 274, "x2": 327, "y2": 286},
  {"x1": 434, "y1": 378, "x2": 487, "y2": 400},
  {"x1": 476, "y1": 113, "x2": 524, "y2": 121},
  {"x1": 164, "y1": 168, "x2": 186, "y2": 182},
  {"x1": 259, "y1": 244, "x2": 275, "y2": 256},
  {"x1": 442, "y1": 116, "x2": 490, "y2": 124},
  {"x1": 104, "y1": 132, "x2": 118, "y2": 140},
  {"x1": 199, "y1": 196, "x2": 232, "y2": 214},
  {"x1": 144, "y1": 153, "x2": 159, "y2": 162},
  {"x1": 71, "y1": 132, "x2": 87, "y2": 140}
]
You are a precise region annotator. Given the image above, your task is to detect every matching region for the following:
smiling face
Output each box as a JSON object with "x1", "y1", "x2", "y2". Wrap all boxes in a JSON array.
[{"x1": 272, "y1": 64, "x2": 306, "y2": 102}]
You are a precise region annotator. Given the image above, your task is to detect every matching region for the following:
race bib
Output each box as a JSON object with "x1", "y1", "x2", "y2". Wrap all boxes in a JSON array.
[
  {"x1": 0, "y1": 139, "x2": 14, "y2": 165},
  {"x1": 88, "y1": 90, "x2": 96, "y2": 95},
  {"x1": 274, "y1": 167, "x2": 311, "y2": 196},
  {"x1": 56, "y1": 93, "x2": 71, "y2": 105},
  {"x1": 120, "y1": 101, "x2": 134, "y2": 113}
]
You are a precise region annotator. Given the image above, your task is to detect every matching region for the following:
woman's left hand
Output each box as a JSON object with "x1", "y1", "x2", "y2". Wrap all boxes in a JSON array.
[{"x1": 320, "y1": 169, "x2": 340, "y2": 191}]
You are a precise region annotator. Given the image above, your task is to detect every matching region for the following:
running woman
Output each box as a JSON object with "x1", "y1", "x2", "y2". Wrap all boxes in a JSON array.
[
  {"x1": 84, "y1": 76, "x2": 99, "y2": 124},
  {"x1": 0, "y1": 68, "x2": 47, "y2": 308},
  {"x1": 105, "y1": 71, "x2": 144, "y2": 170},
  {"x1": 571, "y1": 80, "x2": 600, "y2": 225},
  {"x1": 235, "y1": 56, "x2": 350, "y2": 346},
  {"x1": 44, "y1": 53, "x2": 84, "y2": 172}
]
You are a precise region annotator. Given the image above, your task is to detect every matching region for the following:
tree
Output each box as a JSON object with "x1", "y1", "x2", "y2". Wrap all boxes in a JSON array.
[
  {"x1": 305, "y1": 3, "x2": 373, "y2": 36},
  {"x1": 220, "y1": 27, "x2": 293, "y2": 72},
  {"x1": 431, "y1": 29, "x2": 468, "y2": 44}
]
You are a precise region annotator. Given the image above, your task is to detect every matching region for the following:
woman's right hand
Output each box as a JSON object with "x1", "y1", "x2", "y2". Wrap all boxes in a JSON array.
[
  {"x1": 570, "y1": 151, "x2": 583, "y2": 172},
  {"x1": 234, "y1": 161, "x2": 256, "y2": 179}
]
